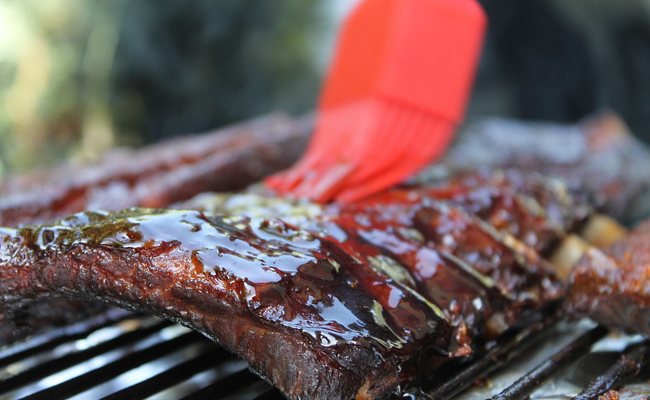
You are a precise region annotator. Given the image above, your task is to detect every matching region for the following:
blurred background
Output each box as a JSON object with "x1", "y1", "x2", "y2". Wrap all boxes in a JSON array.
[{"x1": 0, "y1": 0, "x2": 649, "y2": 175}]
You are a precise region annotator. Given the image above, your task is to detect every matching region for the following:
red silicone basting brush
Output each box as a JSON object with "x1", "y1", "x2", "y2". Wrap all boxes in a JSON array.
[{"x1": 266, "y1": 0, "x2": 486, "y2": 203}]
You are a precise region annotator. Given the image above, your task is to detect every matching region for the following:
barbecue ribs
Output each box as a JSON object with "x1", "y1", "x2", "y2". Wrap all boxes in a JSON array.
[
  {"x1": 2, "y1": 111, "x2": 648, "y2": 398},
  {"x1": 0, "y1": 169, "x2": 590, "y2": 399}
]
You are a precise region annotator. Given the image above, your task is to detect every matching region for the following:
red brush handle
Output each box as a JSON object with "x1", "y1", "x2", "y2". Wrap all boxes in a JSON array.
[{"x1": 321, "y1": 0, "x2": 487, "y2": 124}]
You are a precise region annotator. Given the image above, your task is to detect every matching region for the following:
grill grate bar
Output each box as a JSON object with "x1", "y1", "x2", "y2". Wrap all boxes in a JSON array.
[
  {"x1": 490, "y1": 325, "x2": 609, "y2": 400},
  {"x1": 19, "y1": 330, "x2": 203, "y2": 400},
  {"x1": 0, "y1": 319, "x2": 173, "y2": 395},
  {"x1": 0, "y1": 308, "x2": 135, "y2": 368},
  {"x1": 100, "y1": 345, "x2": 234, "y2": 400},
  {"x1": 252, "y1": 388, "x2": 284, "y2": 400},
  {"x1": 180, "y1": 368, "x2": 264, "y2": 400},
  {"x1": 573, "y1": 341, "x2": 650, "y2": 400},
  {"x1": 427, "y1": 314, "x2": 558, "y2": 400},
  {"x1": 1, "y1": 316, "x2": 649, "y2": 399}
]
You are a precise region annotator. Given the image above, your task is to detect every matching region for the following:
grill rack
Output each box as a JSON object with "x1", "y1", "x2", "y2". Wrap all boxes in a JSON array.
[{"x1": 1, "y1": 308, "x2": 649, "y2": 399}]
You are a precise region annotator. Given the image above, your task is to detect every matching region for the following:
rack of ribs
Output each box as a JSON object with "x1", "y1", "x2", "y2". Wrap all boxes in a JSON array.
[{"x1": 0, "y1": 168, "x2": 596, "y2": 399}]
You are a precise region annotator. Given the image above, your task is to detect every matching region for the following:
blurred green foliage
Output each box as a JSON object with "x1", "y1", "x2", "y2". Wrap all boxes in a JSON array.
[{"x1": 0, "y1": 0, "x2": 322, "y2": 174}]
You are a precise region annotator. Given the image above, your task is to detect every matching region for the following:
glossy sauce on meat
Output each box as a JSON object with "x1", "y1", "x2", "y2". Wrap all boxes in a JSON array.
[
  {"x1": 13, "y1": 209, "x2": 452, "y2": 354},
  {"x1": 184, "y1": 170, "x2": 576, "y2": 340}
]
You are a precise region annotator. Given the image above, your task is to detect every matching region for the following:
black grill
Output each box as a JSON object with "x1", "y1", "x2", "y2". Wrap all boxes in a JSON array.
[
  {"x1": 0, "y1": 310, "x2": 280, "y2": 400},
  {"x1": 1, "y1": 308, "x2": 649, "y2": 399}
]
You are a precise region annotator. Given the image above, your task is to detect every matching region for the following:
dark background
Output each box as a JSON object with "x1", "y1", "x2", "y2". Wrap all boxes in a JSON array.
[
  {"x1": 0, "y1": 0, "x2": 648, "y2": 173},
  {"x1": 472, "y1": 0, "x2": 650, "y2": 137}
]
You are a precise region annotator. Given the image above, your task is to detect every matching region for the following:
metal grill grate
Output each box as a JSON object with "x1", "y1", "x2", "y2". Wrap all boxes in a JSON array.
[
  {"x1": 1, "y1": 309, "x2": 649, "y2": 399},
  {"x1": 0, "y1": 310, "x2": 276, "y2": 400}
]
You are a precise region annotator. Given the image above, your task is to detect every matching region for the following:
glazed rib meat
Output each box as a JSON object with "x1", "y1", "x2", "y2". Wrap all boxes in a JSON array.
[
  {"x1": 0, "y1": 208, "x2": 458, "y2": 399},
  {"x1": 566, "y1": 220, "x2": 650, "y2": 336},
  {"x1": 0, "y1": 169, "x2": 586, "y2": 398},
  {"x1": 416, "y1": 169, "x2": 596, "y2": 253}
]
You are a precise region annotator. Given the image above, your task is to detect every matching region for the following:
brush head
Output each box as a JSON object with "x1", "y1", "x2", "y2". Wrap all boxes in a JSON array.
[{"x1": 267, "y1": 98, "x2": 456, "y2": 203}]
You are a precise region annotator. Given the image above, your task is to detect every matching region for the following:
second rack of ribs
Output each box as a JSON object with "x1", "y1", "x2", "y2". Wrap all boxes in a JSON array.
[{"x1": 0, "y1": 169, "x2": 593, "y2": 399}]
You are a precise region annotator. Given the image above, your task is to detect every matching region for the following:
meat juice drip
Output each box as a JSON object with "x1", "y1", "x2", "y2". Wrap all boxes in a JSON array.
[
  {"x1": 320, "y1": 239, "x2": 446, "y2": 340},
  {"x1": 5, "y1": 208, "x2": 454, "y2": 357},
  {"x1": 212, "y1": 189, "x2": 499, "y2": 341}
]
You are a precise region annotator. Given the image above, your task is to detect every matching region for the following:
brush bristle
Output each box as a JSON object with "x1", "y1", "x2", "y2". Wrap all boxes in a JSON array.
[{"x1": 267, "y1": 98, "x2": 456, "y2": 203}]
